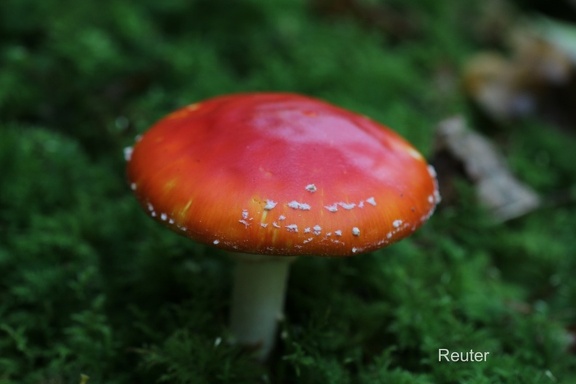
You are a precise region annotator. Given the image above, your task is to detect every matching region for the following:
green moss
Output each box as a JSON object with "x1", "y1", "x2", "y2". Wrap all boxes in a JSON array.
[{"x1": 1, "y1": 0, "x2": 575, "y2": 382}]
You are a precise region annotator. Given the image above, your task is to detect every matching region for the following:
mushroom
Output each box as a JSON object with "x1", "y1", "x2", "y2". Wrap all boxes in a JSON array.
[{"x1": 126, "y1": 92, "x2": 440, "y2": 361}]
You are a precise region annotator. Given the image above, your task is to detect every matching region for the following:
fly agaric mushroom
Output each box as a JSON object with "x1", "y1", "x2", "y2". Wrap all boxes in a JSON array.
[{"x1": 126, "y1": 92, "x2": 440, "y2": 360}]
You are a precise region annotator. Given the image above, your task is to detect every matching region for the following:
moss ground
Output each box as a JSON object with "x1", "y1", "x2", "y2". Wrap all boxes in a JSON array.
[{"x1": 1, "y1": 0, "x2": 575, "y2": 382}]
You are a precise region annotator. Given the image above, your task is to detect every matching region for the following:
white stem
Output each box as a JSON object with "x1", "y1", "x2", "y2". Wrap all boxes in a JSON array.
[{"x1": 229, "y1": 253, "x2": 296, "y2": 361}]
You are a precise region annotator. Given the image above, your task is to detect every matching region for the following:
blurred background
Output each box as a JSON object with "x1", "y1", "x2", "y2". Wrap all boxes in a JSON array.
[{"x1": 1, "y1": 0, "x2": 575, "y2": 382}]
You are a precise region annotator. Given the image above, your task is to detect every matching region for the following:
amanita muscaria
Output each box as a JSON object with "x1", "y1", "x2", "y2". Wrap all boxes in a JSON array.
[{"x1": 126, "y1": 92, "x2": 440, "y2": 360}]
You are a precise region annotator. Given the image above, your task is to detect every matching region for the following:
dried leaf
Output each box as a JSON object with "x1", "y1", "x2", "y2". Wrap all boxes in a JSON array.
[{"x1": 434, "y1": 116, "x2": 540, "y2": 221}]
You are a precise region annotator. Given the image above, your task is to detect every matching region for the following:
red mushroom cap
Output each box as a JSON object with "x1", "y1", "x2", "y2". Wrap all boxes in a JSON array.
[{"x1": 126, "y1": 93, "x2": 439, "y2": 256}]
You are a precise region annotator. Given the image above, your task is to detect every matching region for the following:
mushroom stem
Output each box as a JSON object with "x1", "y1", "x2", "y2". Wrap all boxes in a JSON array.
[{"x1": 229, "y1": 253, "x2": 297, "y2": 361}]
